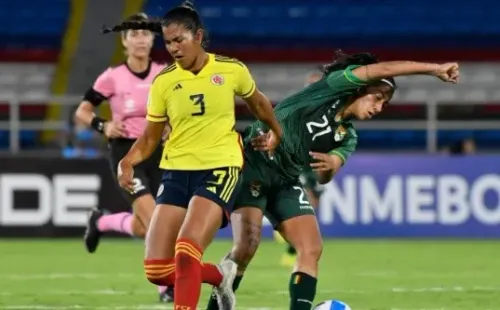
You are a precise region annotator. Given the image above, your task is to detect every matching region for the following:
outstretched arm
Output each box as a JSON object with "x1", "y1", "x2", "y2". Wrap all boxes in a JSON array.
[{"x1": 352, "y1": 61, "x2": 460, "y2": 83}]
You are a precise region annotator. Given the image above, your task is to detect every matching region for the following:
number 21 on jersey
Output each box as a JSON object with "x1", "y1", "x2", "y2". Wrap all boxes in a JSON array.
[{"x1": 306, "y1": 115, "x2": 331, "y2": 141}]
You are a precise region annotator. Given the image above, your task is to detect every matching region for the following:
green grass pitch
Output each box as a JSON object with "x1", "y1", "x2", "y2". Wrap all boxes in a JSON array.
[{"x1": 0, "y1": 239, "x2": 499, "y2": 309}]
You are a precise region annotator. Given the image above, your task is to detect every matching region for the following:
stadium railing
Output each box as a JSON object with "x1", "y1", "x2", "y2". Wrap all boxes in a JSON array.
[{"x1": 1, "y1": 92, "x2": 499, "y2": 154}]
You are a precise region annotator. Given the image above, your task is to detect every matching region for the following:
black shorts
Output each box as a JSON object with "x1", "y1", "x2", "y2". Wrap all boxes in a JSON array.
[
  {"x1": 156, "y1": 167, "x2": 241, "y2": 228},
  {"x1": 109, "y1": 138, "x2": 163, "y2": 203}
]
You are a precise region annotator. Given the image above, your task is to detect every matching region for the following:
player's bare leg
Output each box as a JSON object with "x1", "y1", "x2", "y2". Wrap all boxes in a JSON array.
[
  {"x1": 174, "y1": 196, "x2": 237, "y2": 310},
  {"x1": 206, "y1": 206, "x2": 263, "y2": 310},
  {"x1": 281, "y1": 189, "x2": 319, "y2": 268},
  {"x1": 134, "y1": 197, "x2": 174, "y2": 302},
  {"x1": 278, "y1": 214, "x2": 322, "y2": 310}
]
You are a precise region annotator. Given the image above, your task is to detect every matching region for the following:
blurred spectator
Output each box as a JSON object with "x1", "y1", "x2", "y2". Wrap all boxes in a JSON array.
[
  {"x1": 449, "y1": 138, "x2": 476, "y2": 155},
  {"x1": 62, "y1": 107, "x2": 103, "y2": 158}
]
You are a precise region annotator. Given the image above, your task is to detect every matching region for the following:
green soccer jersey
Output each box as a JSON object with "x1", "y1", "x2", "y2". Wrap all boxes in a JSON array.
[{"x1": 244, "y1": 65, "x2": 363, "y2": 181}]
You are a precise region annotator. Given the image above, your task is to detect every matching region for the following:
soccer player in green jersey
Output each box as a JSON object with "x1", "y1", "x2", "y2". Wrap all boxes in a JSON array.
[
  {"x1": 206, "y1": 51, "x2": 459, "y2": 310},
  {"x1": 275, "y1": 71, "x2": 324, "y2": 268}
]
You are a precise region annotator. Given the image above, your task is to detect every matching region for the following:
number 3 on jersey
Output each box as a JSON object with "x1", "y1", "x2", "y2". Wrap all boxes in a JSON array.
[{"x1": 190, "y1": 93, "x2": 205, "y2": 116}]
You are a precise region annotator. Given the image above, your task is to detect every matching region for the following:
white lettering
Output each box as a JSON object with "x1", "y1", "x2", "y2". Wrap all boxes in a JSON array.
[
  {"x1": 0, "y1": 174, "x2": 101, "y2": 226},
  {"x1": 406, "y1": 176, "x2": 435, "y2": 224},
  {"x1": 0, "y1": 174, "x2": 51, "y2": 226},
  {"x1": 437, "y1": 175, "x2": 469, "y2": 225},
  {"x1": 360, "y1": 176, "x2": 403, "y2": 224},
  {"x1": 319, "y1": 176, "x2": 356, "y2": 224},
  {"x1": 470, "y1": 174, "x2": 500, "y2": 225},
  {"x1": 53, "y1": 175, "x2": 100, "y2": 227}
]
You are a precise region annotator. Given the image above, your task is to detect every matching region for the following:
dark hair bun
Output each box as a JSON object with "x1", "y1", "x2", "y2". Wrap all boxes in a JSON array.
[{"x1": 180, "y1": 0, "x2": 196, "y2": 11}]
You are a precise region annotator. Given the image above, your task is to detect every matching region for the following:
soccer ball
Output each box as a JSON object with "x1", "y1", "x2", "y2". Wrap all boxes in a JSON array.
[{"x1": 313, "y1": 300, "x2": 351, "y2": 310}]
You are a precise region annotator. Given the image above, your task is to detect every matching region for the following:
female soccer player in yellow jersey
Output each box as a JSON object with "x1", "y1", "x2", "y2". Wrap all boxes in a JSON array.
[{"x1": 107, "y1": 1, "x2": 282, "y2": 309}]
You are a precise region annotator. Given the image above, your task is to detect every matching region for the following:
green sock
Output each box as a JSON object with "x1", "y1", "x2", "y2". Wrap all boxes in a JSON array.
[
  {"x1": 289, "y1": 272, "x2": 317, "y2": 310},
  {"x1": 287, "y1": 244, "x2": 297, "y2": 255},
  {"x1": 206, "y1": 275, "x2": 244, "y2": 310}
]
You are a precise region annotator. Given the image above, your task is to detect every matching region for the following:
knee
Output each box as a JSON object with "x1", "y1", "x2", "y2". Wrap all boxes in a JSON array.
[
  {"x1": 131, "y1": 216, "x2": 147, "y2": 238},
  {"x1": 143, "y1": 258, "x2": 175, "y2": 286},
  {"x1": 296, "y1": 242, "x2": 323, "y2": 262}
]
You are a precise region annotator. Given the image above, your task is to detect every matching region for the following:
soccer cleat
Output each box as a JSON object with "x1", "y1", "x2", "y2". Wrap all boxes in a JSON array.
[
  {"x1": 159, "y1": 286, "x2": 174, "y2": 303},
  {"x1": 280, "y1": 252, "x2": 297, "y2": 268},
  {"x1": 83, "y1": 208, "x2": 103, "y2": 253},
  {"x1": 213, "y1": 258, "x2": 237, "y2": 310},
  {"x1": 274, "y1": 231, "x2": 286, "y2": 244}
]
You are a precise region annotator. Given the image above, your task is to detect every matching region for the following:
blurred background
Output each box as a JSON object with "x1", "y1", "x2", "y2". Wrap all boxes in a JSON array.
[
  {"x1": 0, "y1": 1, "x2": 499, "y2": 309},
  {"x1": 0, "y1": 0, "x2": 499, "y2": 237}
]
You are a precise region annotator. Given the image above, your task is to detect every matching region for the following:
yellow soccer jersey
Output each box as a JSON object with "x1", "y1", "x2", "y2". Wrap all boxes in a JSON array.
[{"x1": 146, "y1": 53, "x2": 256, "y2": 170}]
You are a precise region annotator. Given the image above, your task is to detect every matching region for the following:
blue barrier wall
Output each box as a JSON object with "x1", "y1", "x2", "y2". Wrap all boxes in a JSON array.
[{"x1": 217, "y1": 155, "x2": 500, "y2": 239}]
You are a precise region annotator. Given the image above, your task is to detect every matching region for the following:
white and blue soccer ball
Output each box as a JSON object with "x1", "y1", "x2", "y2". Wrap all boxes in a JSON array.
[{"x1": 313, "y1": 300, "x2": 351, "y2": 310}]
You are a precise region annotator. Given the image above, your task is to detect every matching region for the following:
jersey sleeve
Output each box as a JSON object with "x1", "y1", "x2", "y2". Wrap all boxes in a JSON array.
[
  {"x1": 328, "y1": 127, "x2": 357, "y2": 164},
  {"x1": 83, "y1": 68, "x2": 114, "y2": 106},
  {"x1": 146, "y1": 78, "x2": 168, "y2": 123},
  {"x1": 234, "y1": 63, "x2": 257, "y2": 98},
  {"x1": 326, "y1": 65, "x2": 367, "y2": 94}
]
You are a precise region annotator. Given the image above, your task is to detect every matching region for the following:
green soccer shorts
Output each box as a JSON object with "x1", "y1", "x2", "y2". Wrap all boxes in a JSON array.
[{"x1": 234, "y1": 150, "x2": 316, "y2": 228}]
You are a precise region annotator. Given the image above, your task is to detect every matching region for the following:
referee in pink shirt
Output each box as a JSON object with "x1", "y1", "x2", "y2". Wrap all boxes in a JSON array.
[{"x1": 74, "y1": 13, "x2": 173, "y2": 303}]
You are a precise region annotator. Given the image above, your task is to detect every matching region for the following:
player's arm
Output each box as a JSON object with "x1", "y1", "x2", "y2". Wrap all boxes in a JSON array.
[
  {"x1": 351, "y1": 61, "x2": 459, "y2": 83},
  {"x1": 75, "y1": 69, "x2": 125, "y2": 137},
  {"x1": 235, "y1": 63, "x2": 282, "y2": 138},
  {"x1": 309, "y1": 129, "x2": 357, "y2": 184},
  {"x1": 120, "y1": 80, "x2": 167, "y2": 167}
]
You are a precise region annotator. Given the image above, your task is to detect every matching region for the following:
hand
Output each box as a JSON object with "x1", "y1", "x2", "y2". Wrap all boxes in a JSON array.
[
  {"x1": 433, "y1": 63, "x2": 460, "y2": 84},
  {"x1": 104, "y1": 121, "x2": 126, "y2": 138},
  {"x1": 117, "y1": 160, "x2": 135, "y2": 193},
  {"x1": 250, "y1": 129, "x2": 281, "y2": 160},
  {"x1": 309, "y1": 151, "x2": 338, "y2": 172}
]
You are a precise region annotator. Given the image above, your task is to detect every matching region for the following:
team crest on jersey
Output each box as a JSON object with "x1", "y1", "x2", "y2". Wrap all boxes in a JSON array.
[
  {"x1": 249, "y1": 181, "x2": 261, "y2": 198},
  {"x1": 211, "y1": 74, "x2": 224, "y2": 86},
  {"x1": 334, "y1": 125, "x2": 347, "y2": 142}
]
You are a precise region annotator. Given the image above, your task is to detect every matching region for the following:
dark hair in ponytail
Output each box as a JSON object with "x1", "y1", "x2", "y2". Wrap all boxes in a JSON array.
[
  {"x1": 320, "y1": 50, "x2": 379, "y2": 75},
  {"x1": 101, "y1": 1, "x2": 208, "y2": 47}
]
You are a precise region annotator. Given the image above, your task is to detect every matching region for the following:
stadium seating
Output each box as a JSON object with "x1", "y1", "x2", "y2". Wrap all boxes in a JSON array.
[
  {"x1": 0, "y1": 0, "x2": 499, "y2": 151},
  {"x1": 145, "y1": 0, "x2": 498, "y2": 47},
  {"x1": 0, "y1": 1, "x2": 68, "y2": 149}
]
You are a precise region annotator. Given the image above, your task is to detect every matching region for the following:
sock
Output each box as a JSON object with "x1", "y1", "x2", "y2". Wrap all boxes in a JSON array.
[
  {"x1": 289, "y1": 272, "x2": 317, "y2": 310},
  {"x1": 202, "y1": 263, "x2": 223, "y2": 286},
  {"x1": 206, "y1": 274, "x2": 244, "y2": 310},
  {"x1": 174, "y1": 238, "x2": 203, "y2": 310},
  {"x1": 97, "y1": 212, "x2": 133, "y2": 236},
  {"x1": 144, "y1": 258, "x2": 175, "y2": 286},
  {"x1": 287, "y1": 245, "x2": 297, "y2": 255},
  {"x1": 157, "y1": 286, "x2": 167, "y2": 294}
]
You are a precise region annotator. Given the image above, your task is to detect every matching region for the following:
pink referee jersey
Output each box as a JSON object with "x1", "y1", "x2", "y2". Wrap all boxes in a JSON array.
[{"x1": 92, "y1": 61, "x2": 165, "y2": 139}]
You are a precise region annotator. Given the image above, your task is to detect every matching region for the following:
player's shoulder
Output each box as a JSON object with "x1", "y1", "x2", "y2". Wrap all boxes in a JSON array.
[
  {"x1": 152, "y1": 62, "x2": 179, "y2": 84},
  {"x1": 212, "y1": 53, "x2": 247, "y2": 70},
  {"x1": 96, "y1": 64, "x2": 126, "y2": 81}
]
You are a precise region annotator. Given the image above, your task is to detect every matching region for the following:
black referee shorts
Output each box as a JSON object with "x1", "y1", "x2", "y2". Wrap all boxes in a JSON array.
[{"x1": 108, "y1": 138, "x2": 163, "y2": 204}]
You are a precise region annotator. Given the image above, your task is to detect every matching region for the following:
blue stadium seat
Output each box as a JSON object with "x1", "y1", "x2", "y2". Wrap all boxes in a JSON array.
[
  {"x1": 144, "y1": 0, "x2": 495, "y2": 46},
  {"x1": 0, "y1": 0, "x2": 69, "y2": 48}
]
